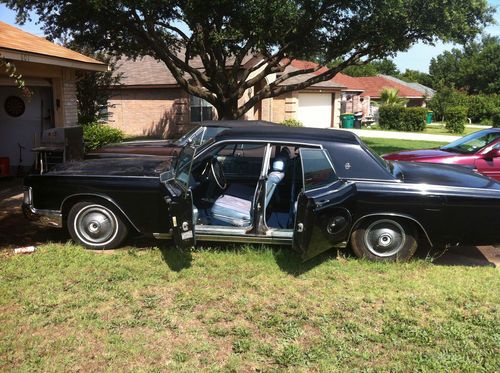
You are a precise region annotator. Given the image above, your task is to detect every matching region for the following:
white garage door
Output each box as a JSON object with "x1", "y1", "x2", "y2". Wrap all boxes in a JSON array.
[{"x1": 297, "y1": 93, "x2": 332, "y2": 128}]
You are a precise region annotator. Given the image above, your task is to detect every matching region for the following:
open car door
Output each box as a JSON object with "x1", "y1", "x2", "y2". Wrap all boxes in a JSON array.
[
  {"x1": 293, "y1": 148, "x2": 357, "y2": 261},
  {"x1": 165, "y1": 144, "x2": 196, "y2": 249}
]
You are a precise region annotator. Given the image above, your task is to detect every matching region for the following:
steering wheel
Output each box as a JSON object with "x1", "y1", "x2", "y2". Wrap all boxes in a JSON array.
[{"x1": 210, "y1": 157, "x2": 227, "y2": 190}]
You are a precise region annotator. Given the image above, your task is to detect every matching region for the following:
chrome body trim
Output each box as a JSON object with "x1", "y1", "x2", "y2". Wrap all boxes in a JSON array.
[
  {"x1": 60, "y1": 193, "x2": 141, "y2": 232},
  {"x1": 348, "y1": 213, "x2": 433, "y2": 247},
  {"x1": 22, "y1": 203, "x2": 62, "y2": 228}
]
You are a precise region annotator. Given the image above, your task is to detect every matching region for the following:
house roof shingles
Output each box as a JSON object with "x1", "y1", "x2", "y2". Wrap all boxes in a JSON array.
[{"x1": 0, "y1": 21, "x2": 105, "y2": 68}]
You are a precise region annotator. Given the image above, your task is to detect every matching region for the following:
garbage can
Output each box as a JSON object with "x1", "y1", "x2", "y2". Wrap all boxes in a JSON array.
[
  {"x1": 340, "y1": 113, "x2": 355, "y2": 128},
  {"x1": 426, "y1": 111, "x2": 433, "y2": 124},
  {"x1": 354, "y1": 112, "x2": 363, "y2": 129}
]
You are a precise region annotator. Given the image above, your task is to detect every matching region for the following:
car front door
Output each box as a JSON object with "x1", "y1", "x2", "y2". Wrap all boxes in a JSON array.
[
  {"x1": 293, "y1": 148, "x2": 357, "y2": 261},
  {"x1": 475, "y1": 140, "x2": 500, "y2": 181},
  {"x1": 165, "y1": 145, "x2": 196, "y2": 249}
]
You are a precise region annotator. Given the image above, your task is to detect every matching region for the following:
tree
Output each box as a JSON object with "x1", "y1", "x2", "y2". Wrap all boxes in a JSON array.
[
  {"x1": 71, "y1": 47, "x2": 123, "y2": 125},
  {"x1": 399, "y1": 69, "x2": 435, "y2": 88},
  {"x1": 0, "y1": 56, "x2": 32, "y2": 97},
  {"x1": 429, "y1": 35, "x2": 500, "y2": 94},
  {"x1": 333, "y1": 58, "x2": 400, "y2": 77},
  {"x1": 379, "y1": 88, "x2": 408, "y2": 106},
  {"x1": 4, "y1": 0, "x2": 493, "y2": 119}
]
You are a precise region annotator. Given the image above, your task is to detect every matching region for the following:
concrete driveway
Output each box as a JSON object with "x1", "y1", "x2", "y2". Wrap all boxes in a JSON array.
[{"x1": 0, "y1": 182, "x2": 498, "y2": 266}]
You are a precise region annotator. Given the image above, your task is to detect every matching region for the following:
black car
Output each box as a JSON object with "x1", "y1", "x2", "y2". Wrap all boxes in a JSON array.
[{"x1": 23, "y1": 124, "x2": 500, "y2": 262}]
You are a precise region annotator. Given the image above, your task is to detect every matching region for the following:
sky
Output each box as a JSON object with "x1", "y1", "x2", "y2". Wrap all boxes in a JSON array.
[{"x1": 1, "y1": 1, "x2": 499, "y2": 73}]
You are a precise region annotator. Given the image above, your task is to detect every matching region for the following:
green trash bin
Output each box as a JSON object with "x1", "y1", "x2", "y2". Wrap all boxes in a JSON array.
[
  {"x1": 341, "y1": 113, "x2": 355, "y2": 128},
  {"x1": 426, "y1": 111, "x2": 433, "y2": 124}
]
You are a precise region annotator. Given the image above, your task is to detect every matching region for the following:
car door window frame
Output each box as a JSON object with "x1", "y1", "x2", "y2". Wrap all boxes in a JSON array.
[{"x1": 299, "y1": 148, "x2": 339, "y2": 193}]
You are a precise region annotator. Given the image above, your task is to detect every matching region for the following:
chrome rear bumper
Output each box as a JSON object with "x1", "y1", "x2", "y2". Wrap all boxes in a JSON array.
[{"x1": 22, "y1": 203, "x2": 63, "y2": 228}]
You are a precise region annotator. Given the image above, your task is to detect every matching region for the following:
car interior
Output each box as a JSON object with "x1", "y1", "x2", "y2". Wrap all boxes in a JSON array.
[{"x1": 185, "y1": 142, "x2": 305, "y2": 230}]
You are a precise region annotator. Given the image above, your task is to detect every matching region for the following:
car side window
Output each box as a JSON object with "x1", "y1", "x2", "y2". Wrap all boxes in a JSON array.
[
  {"x1": 300, "y1": 148, "x2": 338, "y2": 192},
  {"x1": 216, "y1": 143, "x2": 267, "y2": 178}
]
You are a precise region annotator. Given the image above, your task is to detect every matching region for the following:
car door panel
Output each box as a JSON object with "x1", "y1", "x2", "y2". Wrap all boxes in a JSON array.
[{"x1": 293, "y1": 148, "x2": 357, "y2": 260}]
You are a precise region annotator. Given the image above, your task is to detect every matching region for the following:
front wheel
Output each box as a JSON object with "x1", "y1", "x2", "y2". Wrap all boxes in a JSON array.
[
  {"x1": 350, "y1": 217, "x2": 418, "y2": 261},
  {"x1": 67, "y1": 202, "x2": 128, "y2": 249}
]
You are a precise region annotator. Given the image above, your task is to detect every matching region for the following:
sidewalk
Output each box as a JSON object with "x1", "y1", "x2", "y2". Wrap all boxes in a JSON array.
[{"x1": 338, "y1": 128, "x2": 460, "y2": 142}]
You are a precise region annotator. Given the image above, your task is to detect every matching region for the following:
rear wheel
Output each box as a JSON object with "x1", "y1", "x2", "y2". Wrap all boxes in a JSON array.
[
  {"x1": 67, "y1": 202, "x2": 128, "y2": 249},
  {"x1": 350, "y1": 217, "x2": 418, "y2": 261}
]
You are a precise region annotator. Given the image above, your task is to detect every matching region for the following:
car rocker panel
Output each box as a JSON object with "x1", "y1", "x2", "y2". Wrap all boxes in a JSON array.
[{"x1": 23, "y1": 124, "x2": 500, "y2": 262}]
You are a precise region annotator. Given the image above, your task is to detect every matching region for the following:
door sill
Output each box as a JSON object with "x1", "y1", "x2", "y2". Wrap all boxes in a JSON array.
[{"x1": 196, "y1": 225, "x2": 293, "y2": 245}]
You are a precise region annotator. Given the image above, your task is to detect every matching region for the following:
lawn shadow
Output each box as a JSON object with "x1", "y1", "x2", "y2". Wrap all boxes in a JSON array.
[
  {"x1": 416, "y1": 243, "x2": 497, "y2": 267},
  {"x1": 159, "y1": 245, "x2": 193, "y2": 272},
  {"x1": 272, "y1": 247, "x2": 342, "y2": 276}
]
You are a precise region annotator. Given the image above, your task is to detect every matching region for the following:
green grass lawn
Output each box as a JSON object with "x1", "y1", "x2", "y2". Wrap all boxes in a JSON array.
[
  {"x1": 2, "y1": 137, "x2": 498, "y2": 371},
  {"x1": 1, "y1": 244, "x2": 498, "y2": 371},
  {"x1": 366, "y1": 124, "x2": 478, "y2": 136},
  {"x1": 363, "y1": 137, "x2": 447, "y2": 155}
]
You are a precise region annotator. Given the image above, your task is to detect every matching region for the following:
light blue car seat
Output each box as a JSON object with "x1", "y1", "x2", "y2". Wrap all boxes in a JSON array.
[{"x1": 210, "y1": 150, "x2": 289, "y2": 226}]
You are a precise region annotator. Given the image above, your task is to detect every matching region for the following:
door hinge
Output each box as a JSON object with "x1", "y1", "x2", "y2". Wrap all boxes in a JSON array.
[{"x1": 296, "y1": 223, "x2": 304, "y2": 233}]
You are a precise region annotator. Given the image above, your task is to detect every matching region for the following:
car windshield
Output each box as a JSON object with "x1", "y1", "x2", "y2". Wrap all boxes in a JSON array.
[
  {"x1": 441, "y1": 131, "x2": 500, "y2": 154},
  {"x1": 175, "y1": 126, "x2": 203, "y2": 146},
  {"x1": 175, "y1": 125, "x2": 229, "y2": 147}
]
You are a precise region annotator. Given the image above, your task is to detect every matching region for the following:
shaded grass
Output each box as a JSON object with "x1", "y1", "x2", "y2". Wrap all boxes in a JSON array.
[
  {"x1": 362, "y1": 137, "x2": 447, "y2": 156},
  {"x1": 1, "y1": 243, "x2": 498, "y2": 371}
]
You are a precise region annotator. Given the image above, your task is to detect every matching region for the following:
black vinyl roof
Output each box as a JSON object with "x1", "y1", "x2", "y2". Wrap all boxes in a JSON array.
[
  {"x1": 213, "y1": 123, "x2": 360, "y2": 145},
  {"x1": 201, "y1": 120, "x2": 277, "y2": 128}
]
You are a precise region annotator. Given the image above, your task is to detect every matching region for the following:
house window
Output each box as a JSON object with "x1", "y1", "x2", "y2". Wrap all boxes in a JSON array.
[{"x1": 190, "y1": 95, "x2": 213, "y2": 122}]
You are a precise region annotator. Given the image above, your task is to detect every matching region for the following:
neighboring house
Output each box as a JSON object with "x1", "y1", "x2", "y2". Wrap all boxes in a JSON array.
[
  {"x1": 106, "y1": 56, "x2": 346, "y2": 137},
  {"x1": 379, "y1": 74, "x2": 435, "y2": 98},
  {"x1": 0, "y1": 21, "x2": 106, "y2": 173}
]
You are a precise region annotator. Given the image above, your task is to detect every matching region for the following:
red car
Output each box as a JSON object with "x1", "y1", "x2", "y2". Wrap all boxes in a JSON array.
[{"x1": 383, "y1": 128, "x2": 500, "y2": 181}]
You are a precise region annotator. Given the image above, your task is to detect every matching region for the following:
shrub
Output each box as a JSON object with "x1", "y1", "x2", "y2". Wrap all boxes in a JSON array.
[
  {"x1": 428, "y1": 88, "x2": 468, "y2": 121},
  {"x1": 444, "y1": 106, "x2": 467, "y2": 134},
  {"x1": 378, "y1": 106, "x2": 426, "y2": 132},
  {"x1": 280, "y1": 118, "x2": 303, "y2": 127},
  {"x1": 378, "y1": 106, "x2": 404, "y2": 130},
  {"x1": 466, "y1": 94, "x2": 498, "y2": 123},
  {"x1": 492, "y1": 109, "x2": 500, "y2": 128},
  {"x1": 479, "y1": 118, "x2": 493, "y2": 127},
  {"x1": 83, "y1": 123, "x2": 125, "y2": 151}
]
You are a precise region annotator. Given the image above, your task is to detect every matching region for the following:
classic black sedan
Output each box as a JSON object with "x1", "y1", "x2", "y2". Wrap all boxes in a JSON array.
[{"x1": 23, "y1": 125, "x2": 500, "y2": 262}]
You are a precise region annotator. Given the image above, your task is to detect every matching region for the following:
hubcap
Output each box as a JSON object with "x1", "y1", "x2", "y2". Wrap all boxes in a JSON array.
[
  {"x1": 74, "y1": 205, "x2": 118, "y2": 246},
  {"x1": 364, "y1": 219, "x2": 406, "y2": 257}
]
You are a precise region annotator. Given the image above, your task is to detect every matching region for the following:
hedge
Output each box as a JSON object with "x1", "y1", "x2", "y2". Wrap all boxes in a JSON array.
[
  {"x1": 280, "y1": 119, "x2": 303, "y2": 127},
  {"x1": 444, "y1": 106, "x2": 467, "y2": 134},
  {"x1": 378, "y1": 106, "x2": 427, "y2": 132},
  {"x1": 83, "y1": 123, "x2": 125, "y2": 151}
]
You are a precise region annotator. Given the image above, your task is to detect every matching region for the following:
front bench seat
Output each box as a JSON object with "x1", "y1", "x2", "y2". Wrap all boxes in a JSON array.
[{"x1": 210, "y1": 151, "x2": 289, "y2": 227}]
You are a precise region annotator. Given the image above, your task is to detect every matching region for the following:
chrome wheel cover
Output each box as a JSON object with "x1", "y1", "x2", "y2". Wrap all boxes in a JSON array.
[
  {"x1": 74, "y1": 204, "x2": 118, "y2": 246},
  {"x1": 363, "y1": 219, "x2": 406, "y2": 257}
]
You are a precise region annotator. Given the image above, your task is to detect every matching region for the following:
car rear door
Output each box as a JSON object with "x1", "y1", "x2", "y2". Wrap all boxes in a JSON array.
[{"x1": 293, "y1": 148, "x2": 357, "y2": 260}]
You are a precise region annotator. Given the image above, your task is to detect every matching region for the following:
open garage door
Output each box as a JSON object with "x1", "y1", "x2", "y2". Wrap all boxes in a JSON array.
[{"x1": 297, "y1": 93, "x2": 332, "y2": 128}]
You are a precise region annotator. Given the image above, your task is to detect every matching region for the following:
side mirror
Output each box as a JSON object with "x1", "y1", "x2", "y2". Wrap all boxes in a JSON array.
[{"x1": 483, "y1": 148, "x2": 500, "y2": 160}]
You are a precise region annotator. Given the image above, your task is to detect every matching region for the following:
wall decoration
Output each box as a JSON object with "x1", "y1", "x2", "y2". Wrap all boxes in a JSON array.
[{"x1": 4, "y1": 96, "x2": 25, "y2": 117}]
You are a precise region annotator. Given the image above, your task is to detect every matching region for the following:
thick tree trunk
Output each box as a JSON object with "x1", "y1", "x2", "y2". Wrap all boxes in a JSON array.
[{"x1": 215, "y1": 99, "x2": 241, "y2": 120}]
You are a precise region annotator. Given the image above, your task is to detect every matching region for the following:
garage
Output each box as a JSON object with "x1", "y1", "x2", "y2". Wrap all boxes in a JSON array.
[{"x1": 297, "y1": 93, "x2": 333, "y2": 128}]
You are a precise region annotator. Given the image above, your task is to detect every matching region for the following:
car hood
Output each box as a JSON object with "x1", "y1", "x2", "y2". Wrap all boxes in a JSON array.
[
  {"x1": 383, "y1": 148, "x2": 457, "y2": 161},
  {"x1": 47, "y1": 157, "x2": 173, "y2": 177},
  {"x1": 391, "y1": 161, "x2": 500, "y2": 190}
]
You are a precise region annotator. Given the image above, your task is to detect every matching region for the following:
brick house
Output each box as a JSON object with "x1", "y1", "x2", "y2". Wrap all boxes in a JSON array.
[
  {"x1": 106, "y1": 56, "x2": 346, "y2": 137},
  {"x1": 0, "y1": 21, "x2": 106, "y2": 173}
]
